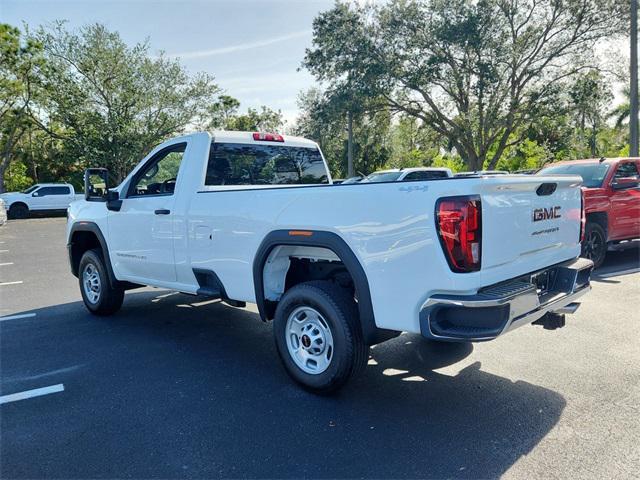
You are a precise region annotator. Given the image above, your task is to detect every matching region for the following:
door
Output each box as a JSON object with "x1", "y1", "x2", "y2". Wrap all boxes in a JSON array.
[
  {"x1": 608, "y1": 161, "x2": 640, "y2": 240},
  {"x1": 31, "y1": 186, "x2": 72, "y2": 210},
  {"x1": 108, "y1": 143, "x2": 187, "y2": 283}
]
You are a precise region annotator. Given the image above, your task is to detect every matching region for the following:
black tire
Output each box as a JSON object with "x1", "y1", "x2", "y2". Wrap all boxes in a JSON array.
[
  {"x1": 9, "y1": 203, "x2": 29, "y2": 219},
  {"x1": 581, "y1": 222, "x2": 607, "y2": 269},
  {"x1": 78, "y1": 248, "x2": 124, "y2": 316},
  {"x1": 273, "y1": 280, "x2": 369, "y2": 394}
]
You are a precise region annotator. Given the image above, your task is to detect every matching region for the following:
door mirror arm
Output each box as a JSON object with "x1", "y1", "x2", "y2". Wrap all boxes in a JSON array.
[{"x1": 106, "y1": 190, "x2": 122, "y2": 211}]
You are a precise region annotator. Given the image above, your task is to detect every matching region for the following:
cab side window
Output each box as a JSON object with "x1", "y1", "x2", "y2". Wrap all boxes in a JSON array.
[
  {"x1": 35, "y1": 186, "x2": 71, "y2": 196},
  {"x1": 403, "y1": 171, "x2": 448, "y2": 181},
  {"x1": 129, "y1": 143, "x2": 186, "y2": 197},
  {"x1": 614, "y1": 162, "x2": 639, "y2": 180}
]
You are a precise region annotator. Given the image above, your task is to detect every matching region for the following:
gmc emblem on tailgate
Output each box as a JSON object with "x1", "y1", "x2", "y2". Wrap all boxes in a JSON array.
[{"x1": 533, "y1": 206, "x2": 562, "y2": 222}]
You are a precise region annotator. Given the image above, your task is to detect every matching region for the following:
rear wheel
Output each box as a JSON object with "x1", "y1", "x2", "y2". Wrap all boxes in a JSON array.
[
  {"x1": 273, "y1": 280, "x2": 368, "y2": 394},
  {"x1": 9, "y1": 203, "x2": 29, "y2": 219},
  {"x1": 581, "y1": 222, "x2": 607, "y2": 269},
  {"x1": 79, "y1": 248, "x2": 124, "y2": 315}
]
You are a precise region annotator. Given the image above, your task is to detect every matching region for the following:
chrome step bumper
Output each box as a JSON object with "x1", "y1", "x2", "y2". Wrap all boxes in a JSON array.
[{"x1": 419, "y1": 257, "x2": 594, "y2": 341}]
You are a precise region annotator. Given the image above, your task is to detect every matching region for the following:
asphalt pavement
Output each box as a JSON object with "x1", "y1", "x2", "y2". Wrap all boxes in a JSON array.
[{"x1": 1, "y1": 217, "x2": 639, "y2": 479}]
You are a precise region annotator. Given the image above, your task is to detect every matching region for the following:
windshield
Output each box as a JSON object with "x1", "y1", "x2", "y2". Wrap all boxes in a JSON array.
[
  {"x1": 361, "y1": 171, "x2": 402, "y2": 183},
  {"x1": 537, "y1": 163, "x2": 610, "y2": 188},
  {"x1": 22, "y1": 185, "x2": 39, "y2": 194}
]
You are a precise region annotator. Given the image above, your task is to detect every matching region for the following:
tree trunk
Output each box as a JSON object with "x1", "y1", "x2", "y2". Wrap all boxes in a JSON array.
[
  {"x1": 0, "y1": 156, "x2": 9, "y2": 193},
  {"x1": 631, "y1": 0, "x2": 639, "y2": 156},
  {"x1": 347, "y1": 110, "x2": 354, "y2": 178}
]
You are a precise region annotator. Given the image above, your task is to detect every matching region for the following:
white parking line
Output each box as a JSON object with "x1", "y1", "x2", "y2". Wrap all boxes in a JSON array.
[
  {"x1": 0, "y1": 313, "x2": 36, "y2": 322},
  {"x1": 0, "y1": 384, "x2": 65, "y2": 405},
  {"x1": 0, "y1": 281, "x2": 23, "y2": 286},
  {"x1": 0, "y1": 262, "x2": 14, "y2": 266},
  {"x1": 0, "y1": 250, "x2": 8, "y2": 253}
]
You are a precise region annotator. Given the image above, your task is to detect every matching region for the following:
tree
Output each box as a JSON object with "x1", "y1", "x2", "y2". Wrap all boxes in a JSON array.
[
  {"x1": 225, "y1": 106, "x2": 284, "y2": 132},
  {"x1": 303, "y1": 0, "x2": 624, "y2": 170},
  {"x1": 35, "y1": 22, "x2": 222, "y2": 181},
  {"x1": 294, "y1": 88, "x2": 392, "y2": 177},
  {"x1": 0, "y1": 24, "x2": 44, "y2": 192},
  {"x1": 569, "y1": 71, "x2": 613, "y2": 156},
  {"x1": 205, "y1": 94, "x2": 241, "y2": 129}
]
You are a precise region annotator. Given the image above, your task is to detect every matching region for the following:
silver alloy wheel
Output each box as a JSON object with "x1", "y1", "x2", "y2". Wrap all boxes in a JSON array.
[
  {"x1": 285, "y1": 306, "x2": 334, "y2": 374},
  {"x1": 82, "y1": 263, "x2": 101, "y2": 304}
]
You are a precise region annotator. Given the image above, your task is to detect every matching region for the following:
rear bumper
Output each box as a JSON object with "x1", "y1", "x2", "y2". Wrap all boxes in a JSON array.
[{"x1": 419, "y1": 257, "x2": 593, "y2": 341}]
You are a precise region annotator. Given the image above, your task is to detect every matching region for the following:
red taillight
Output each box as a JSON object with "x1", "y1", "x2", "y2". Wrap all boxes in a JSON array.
[
  {"x1": 253, "y1": 132, "x2": 284, "y2": 142},
  {"x1": 580, "y1": 188, "x2": 586, "y2": 242},
  {"x1": 436, "y1": 196, "x2": 482, "y2": 273}
]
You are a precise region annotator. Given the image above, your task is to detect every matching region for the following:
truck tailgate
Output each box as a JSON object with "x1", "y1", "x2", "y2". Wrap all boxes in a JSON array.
[{"x1": 478, "y1": 175, "x2": 582, "y2": 272}]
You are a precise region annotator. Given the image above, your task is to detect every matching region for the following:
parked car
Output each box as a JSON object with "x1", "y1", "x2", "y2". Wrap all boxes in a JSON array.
[
  {"x1": 537, "y1": 158, "x2": 640, "y2": 268},
  {"x1": 67, "y1": 131, "x2": 592, "y2": 393},
  {"x1": 0, "y1": 198, "x2": 7, "y2": 226},
  {"x1": 337, "y1": 176, "x2": 363, "y2": 184},
  {"x1": 0, "y1": 183, "x2": 83, "y2": 219},
  {"x1": 360, "y1": 167, "x2": 453, "y2": 183},
  {"x1": 455, "y1": 170, "x2": 509, "y2": 177}
]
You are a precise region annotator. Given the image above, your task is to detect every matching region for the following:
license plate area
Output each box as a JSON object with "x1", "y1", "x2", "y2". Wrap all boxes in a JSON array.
[{"x1": 531, "y1": 268, "x2": 557, "y2": 296}]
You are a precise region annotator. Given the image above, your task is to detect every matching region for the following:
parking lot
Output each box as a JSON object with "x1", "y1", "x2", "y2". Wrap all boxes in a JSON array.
[{"x1": 0, "y1": 217, "x2": 639, "y2": 479}]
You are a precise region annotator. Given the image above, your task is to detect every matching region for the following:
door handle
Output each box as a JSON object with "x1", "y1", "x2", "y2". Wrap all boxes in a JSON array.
[{"x1": 154, "y1": 209, "x2": 171, "y2": 215}]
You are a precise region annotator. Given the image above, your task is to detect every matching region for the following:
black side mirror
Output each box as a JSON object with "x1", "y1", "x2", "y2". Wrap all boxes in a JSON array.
[
  {"x1": 611, "y1": 178, "x2": 640, "y2": 190},
  {"x1": 85, "y1": 168, "x2": 109, "y2": 202},
  {"x1": 106, "y1": 190, "x2": 122, "y2": 212}
]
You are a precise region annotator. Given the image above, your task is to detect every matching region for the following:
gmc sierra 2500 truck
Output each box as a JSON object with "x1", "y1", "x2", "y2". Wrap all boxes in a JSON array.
[{"x1": 67, "y1": 131, "x2": 593, "y2": 393}]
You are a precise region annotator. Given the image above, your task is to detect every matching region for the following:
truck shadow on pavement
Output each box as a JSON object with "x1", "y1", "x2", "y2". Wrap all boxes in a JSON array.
[
  {"x1": 1, "y1": 291, "x2": 566, "y2": 479},
  {"x1": 591, "y1": 243, "x2": 640, "y2": 284}
]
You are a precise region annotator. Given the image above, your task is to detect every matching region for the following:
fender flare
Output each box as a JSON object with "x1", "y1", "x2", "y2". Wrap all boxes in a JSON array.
[
  {"x1": 253, "y1": 229, "x2": 397, "y2": 345},
  {"x1": 68, "y1": 221, "x2": 119, "y2": 289}
]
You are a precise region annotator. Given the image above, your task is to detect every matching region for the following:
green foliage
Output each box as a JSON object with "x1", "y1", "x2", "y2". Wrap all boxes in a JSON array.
[
  {"x1": 225, "y1": 106, "x2": 284, "y2": 132},
  {"x1": 35, "y1": 22, "x2": 222, "y2": 181},
  {"x1": 3, "y1": 161, "x2": 32, "y2": 191},
  {"x1": 0, "y1": 23, "x2": 45, "y2": 192},
  {"x1": 303, "y1": 0, "x2": 624, "y2": 170},
  {"x1": 431, "y1": 155, "x2": 466, "y2": 173}
]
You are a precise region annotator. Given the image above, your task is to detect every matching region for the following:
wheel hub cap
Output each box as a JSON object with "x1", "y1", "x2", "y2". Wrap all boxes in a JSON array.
[
  {"x1": 82, "y1": 263, "x2": 101, "y2": 304},
  {"x1": 285, "y1": 306, "x2": 334, "y2": 375}
]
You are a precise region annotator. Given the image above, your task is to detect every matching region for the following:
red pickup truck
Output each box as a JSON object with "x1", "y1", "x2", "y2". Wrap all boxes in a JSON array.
[{"x1": 537, "y1": 158, "x2": 640, "y2": 268}]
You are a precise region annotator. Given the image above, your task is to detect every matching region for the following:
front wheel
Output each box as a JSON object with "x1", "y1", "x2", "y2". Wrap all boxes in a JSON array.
[
  {"x1": 273, "y1": 281, "x2": 368, "y2": 394},
  {"x1": 581, "y1": 222, "x2": 607, "y2": 269},
  {"x1": 9, "y1": 204, "x2": 29, "y2": 219},
  {"x1": 78, "y1": 248, "x2": 124, "y2": 315}
]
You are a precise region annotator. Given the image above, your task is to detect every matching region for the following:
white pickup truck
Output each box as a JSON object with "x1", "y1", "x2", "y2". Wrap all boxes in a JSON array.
[
  {"x1": 1, "y1": 183, "x2": 82, "y2": 219},
  {"x1": 67, "y1": 131, "x2": 593, "y2": 392}
]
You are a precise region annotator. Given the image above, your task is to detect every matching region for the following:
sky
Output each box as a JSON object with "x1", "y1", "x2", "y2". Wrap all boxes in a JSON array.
[
  {"x1": 1, "y1": 0, "x2": 339, "y2": 124},
  {"x1": 1, "y1": 0, "x2": 629, "y2": 125}
]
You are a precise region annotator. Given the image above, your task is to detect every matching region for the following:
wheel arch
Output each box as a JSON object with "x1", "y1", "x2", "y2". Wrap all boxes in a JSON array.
[
  {"x1": 586, "y1": 211, "x2": 608, "y2": 241},
  {"x1": 253, "y1": 229, "x2": 397, "y2": 345},
  {"x1": 68, "y1": 222, "x2": 120, "y2": 289},
  {"x1": 9, "y1": 201, "x2": 29, "y2": 210}
]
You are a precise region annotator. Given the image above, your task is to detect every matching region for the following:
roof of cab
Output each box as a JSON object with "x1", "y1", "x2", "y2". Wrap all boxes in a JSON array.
[
  {"x1": 545, "y1": 157, "x2": 640, "y2": 166},
  {"x1": 209, "y1": 130, "x2": 318, "y2": 148},
  {"x1": 373, "y1": 167, "x2": 451, "y2": 173}
]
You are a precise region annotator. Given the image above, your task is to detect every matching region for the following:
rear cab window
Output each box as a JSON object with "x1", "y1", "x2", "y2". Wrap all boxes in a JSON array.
[{"x1": 205, "y1": 143, "x2": 329, "y2": 186}]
